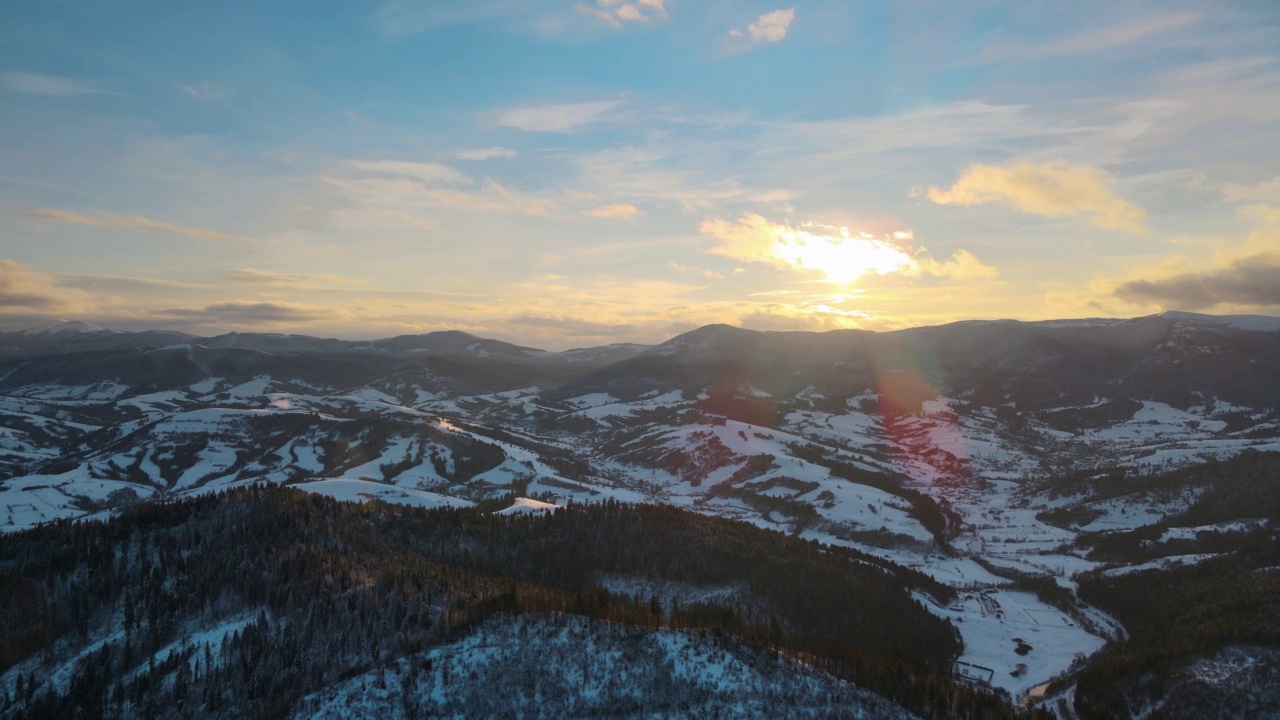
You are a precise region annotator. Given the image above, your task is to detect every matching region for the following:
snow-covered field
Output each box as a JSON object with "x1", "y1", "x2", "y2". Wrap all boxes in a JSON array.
[{"x1": 0, "y1": 371, "x2": 1274, "y2": 705}]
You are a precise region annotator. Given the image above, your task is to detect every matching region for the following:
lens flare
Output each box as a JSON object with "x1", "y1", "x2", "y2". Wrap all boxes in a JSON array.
[{"x1": 874, "y1": 359, "x2": 969, "y2": 488}]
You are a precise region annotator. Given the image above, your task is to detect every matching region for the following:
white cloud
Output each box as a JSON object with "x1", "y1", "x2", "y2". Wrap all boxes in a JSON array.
[
  {"x1": 324, "y1": 175, "x2": 556, "y2": 218},
  {"x1": 178, "y1": 81, "x2": 230, "y2": 102},
  {"x1": 576, "y1": 0, "x2": 668, "y2": 28},
  {"x1": 1, "y1": 71, "x2": 107, "y2": 96},
  {"x1": 726, "y1": 9, "x2": 795, "y2": 51},
  {"x1": 1223, "y1": 177, "x2": 1280, "y2": 204},
  {"x1": 493, "y1": 99, "x2": 622, "y2": 133},
  {"x1": 454, "y1": 147, "x2": 518, "y2": 161},
  {"x1": 366, "y1": 1, "x2": 517, "y2": 39},
  {"x1": 224, "y1": 269, "x2": 352, "y2": 286},
  {"x1": 979, "y1": 12, "x2": 1201, "y2": 64},
  {"x1": 23, "y1": 208, "x2": 258, "y2": 243},
  {"x1": 349, "y1": 159, "x2": 472, "y2": 185}
]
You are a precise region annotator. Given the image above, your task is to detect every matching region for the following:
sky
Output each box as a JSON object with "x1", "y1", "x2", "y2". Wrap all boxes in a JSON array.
[{"x1": 1, "y1": 0, "x2": 1278, "y2": 349}]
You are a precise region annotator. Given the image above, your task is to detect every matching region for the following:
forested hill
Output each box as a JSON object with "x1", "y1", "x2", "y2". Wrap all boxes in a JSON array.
[{"x1": 0, "y1": 487, "x2": 1040, "y2": 719}]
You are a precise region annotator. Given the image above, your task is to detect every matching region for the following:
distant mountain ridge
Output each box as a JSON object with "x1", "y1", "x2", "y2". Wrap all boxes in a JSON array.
[
  {"x1": 5, "y1": 310, "x2": 1278, "y2": 356},
  {"x1": 2, "y1": 311, "x2": 1277, "y2": 411}
]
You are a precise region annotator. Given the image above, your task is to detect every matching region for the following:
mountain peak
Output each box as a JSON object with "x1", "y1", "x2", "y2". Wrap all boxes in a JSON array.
[
  {"x1": 20, "y1": 319, "x2": 108, "y2": 336},
  {"x1": 1159, "y1": 310, "x2": 1280, "y2": 332}
]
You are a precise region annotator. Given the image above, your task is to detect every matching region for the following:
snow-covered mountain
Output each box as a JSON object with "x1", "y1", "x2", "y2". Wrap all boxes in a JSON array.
[{"x1": 1, "y1": 311, "x2": 1277, "y2": 710}]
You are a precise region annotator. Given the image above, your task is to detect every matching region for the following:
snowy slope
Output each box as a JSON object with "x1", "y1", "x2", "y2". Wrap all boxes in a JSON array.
[{"x1": 292, "y1": 613, "x2": 917, "y2": 720}]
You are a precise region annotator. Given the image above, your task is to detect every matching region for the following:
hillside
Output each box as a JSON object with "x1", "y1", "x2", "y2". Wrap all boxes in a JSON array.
[{"x1": 0, "y1": 312, "x2": 1278, "y2": 715}]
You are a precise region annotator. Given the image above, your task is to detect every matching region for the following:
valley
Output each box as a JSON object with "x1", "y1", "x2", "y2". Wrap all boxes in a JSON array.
[{"x1": 1, "y1": 312, "x2": 1278, "y2": 717}]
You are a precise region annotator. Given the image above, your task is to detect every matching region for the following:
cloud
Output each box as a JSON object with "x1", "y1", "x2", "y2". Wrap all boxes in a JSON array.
[
  {"x1": 915, "y1": 249, "x2": 1000, "y2": 281},
  {"x1": 584, "y1": 203, "x2": 641, "y2": 220},
  {"x1": 1223, "y1": 177, "x2": 1280, "y2": 204},
  {"x1": 507, "y1": 314, "x2": 637, "y2": 338},
  {"x1": 348, "y1": 160, "x2": 471, "y2": 185},
  {"x1": 925, "y1": 161, "x2": 1148, "y2": 233},
  {"x1": 366, "y1": 1, "x2": 515, "y2": 38},
  {"x1": 178, "y1": 81, "x2": 230, "y2": 102},
  {"x1": 0, "y1": 71, "x2": 107, "y2": 96},
  {"x1": 726, "y1": 9, "x2": 795, "y2": 51},
  {"x1": 1113, "y1": 253, "x2": 1280, "y2": 310},
  {"x1": 155, "y1": 301, "x2": 331, "y2": 324},
  {"x1": 324, "y1": 175, "x2": 556, "y2": 218},
  {"x1": 454, "y1": 147, "x2": 518, "y2": 161},
  {"x1": 1242, "y1": 204, "x2": 1280, "y2": 226},
  {"x1": 56, "y1": 273, "x2": 211, "y2": 292},
  {"x1": 978, "y1": 12, "x2": 1200, "y2": 64},
  {"x1": 576, "y1": 0, "x2": 668, "y2": 27},
  {"x1": 493, "y1": 100, "x2": 621, "y2": 133},
  {"x1": 668, "y1": 261, "x2": 724, "y2": 280},
  {"x1": 366, "y1": 0, "x2": 623, "y2": 42},
  {"x1": 23, "y1": 208, "x2": 257, "y2": 243},
  {"x1": 224, "y1": 269, "x2": 351, "y2": 285},
  {"x1": 699, "y1": 213, "x2": 995, "y2": 284},
  {"x1": 0, "y1": 260, "x2": 95, "y2": 313}
]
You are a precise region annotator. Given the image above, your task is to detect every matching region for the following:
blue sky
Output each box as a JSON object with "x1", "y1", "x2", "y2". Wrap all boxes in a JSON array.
[{"x1": 2, "y1": 0, "x2": 1278, "y2": 348}]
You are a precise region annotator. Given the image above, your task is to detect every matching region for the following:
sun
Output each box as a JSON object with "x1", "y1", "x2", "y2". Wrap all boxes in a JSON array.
[{"x1": 772, "y1": 226, "x2": 917, "y2": 284}]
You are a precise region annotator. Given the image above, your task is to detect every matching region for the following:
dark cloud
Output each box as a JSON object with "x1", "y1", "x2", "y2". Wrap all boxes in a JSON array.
[
  {"x1": 0, "y1": 291, "x2": 61, "y2": 310},
  {"x1": 154, "y1": 302, "x2": 330, "y2": 324},
  {"x1": 56, "y1": 273, "x2": 210, "y2": 292},
  {"x1": 1114, "y1": 253, "x2": 1280, "y2": 310},
  {"x1": 0, "y1": 259, "x2": 91, "y2": 312}
]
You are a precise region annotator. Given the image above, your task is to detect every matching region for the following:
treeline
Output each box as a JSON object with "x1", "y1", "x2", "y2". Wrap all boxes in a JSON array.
[
  {"x1": 0, "y1": 487, "x2": 1038, "y2": 719},
  {"x1": 1037, "y1": 449, "x2": 1280, "y2": 509},
  {"x1": 1070, "y1": 450, "x2": 1280, "y2": 564},
  {"x1": 1073, "y1": 534, "x2": 1280, "y2": 717}
]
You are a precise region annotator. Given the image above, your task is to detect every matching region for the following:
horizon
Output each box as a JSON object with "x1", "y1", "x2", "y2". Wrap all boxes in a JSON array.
[
  {"x1": 7, "y1": 308, "x2": 1279, "y2": 352},
  {"x1": 3, "y1": 1, "x2": 1279, "y2": 350}
]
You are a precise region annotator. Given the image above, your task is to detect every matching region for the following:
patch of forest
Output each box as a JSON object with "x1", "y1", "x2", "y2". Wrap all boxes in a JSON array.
[
  {"x1": 0, "y1": 487, "x2": 1040, "y2": 719},
  {"x1": 1068, "y1": 450, "x2": 1280, "y2": 563},
  {"x1": 1072, "y1": 534, "x2": 1280, "y2": 717}
]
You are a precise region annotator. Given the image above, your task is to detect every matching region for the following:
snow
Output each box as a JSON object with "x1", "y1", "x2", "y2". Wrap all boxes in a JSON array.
[
  {"x1": 1100, "y1": 553, "x2": 1220, "y2": 577},
  {"x1": 19, "y1": 319, "x2": 106, "y2": 335},
  {"x1": 0, "y1": 471, "x2": 157, "y2": 531},
  {"x1": 1161, "y1": 311, "x2": 1280, "y2": 332},
  {"x1": 292, "y1": 613, "x2": 916, "y2": 720},
  {"x1": 3, "y1": 327, "x2": 1279, "y2": 709},
  {"x1": 920, "y1": 589, "x2": 1107, "y2": 699},
  {"x1": 1076, "y1": 488, "x2": 1203, "y2": 532},
  {"x1": 292, "y1": 479, "x2": 474, "y2": 509},
  {"x1": 1158, "y1": 519, "x2": 1268, "y2": 543},
  {"x1": 565, "y1": 392, "x2": 618, "y2": 409},
  {"x1": 344, "y1": 387, "x2": 401, "y2": 404},
  {"x1": 494, "y1": 497, "x2": 561, "y2": 515}
]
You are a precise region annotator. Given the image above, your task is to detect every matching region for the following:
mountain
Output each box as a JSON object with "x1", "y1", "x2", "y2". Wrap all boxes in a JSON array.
[{"x1": 0, "y1": 312, "x2": 1277, "y2": 717}]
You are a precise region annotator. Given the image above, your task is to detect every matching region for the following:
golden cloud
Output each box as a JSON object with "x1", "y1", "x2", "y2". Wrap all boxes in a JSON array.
[
  {"x1": 584, "y1": 203, "x2": 642, "y2": 220},
  {"x1": 925, "y1": 161, "x2": 1147, "y2": 233},
  {"x1": 698, "y1": 213, "x2": 996, "y2": 283}
]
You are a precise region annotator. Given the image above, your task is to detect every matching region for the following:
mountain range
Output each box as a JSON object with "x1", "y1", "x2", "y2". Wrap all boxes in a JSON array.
[{"x1": 1, "y1": 311, "x2": 1278, "y2": 718}]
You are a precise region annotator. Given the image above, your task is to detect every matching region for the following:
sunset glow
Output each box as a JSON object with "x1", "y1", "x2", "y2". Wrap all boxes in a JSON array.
[{"x1": 0, "y1": 2, "x2": 1276, "y2": 347}]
